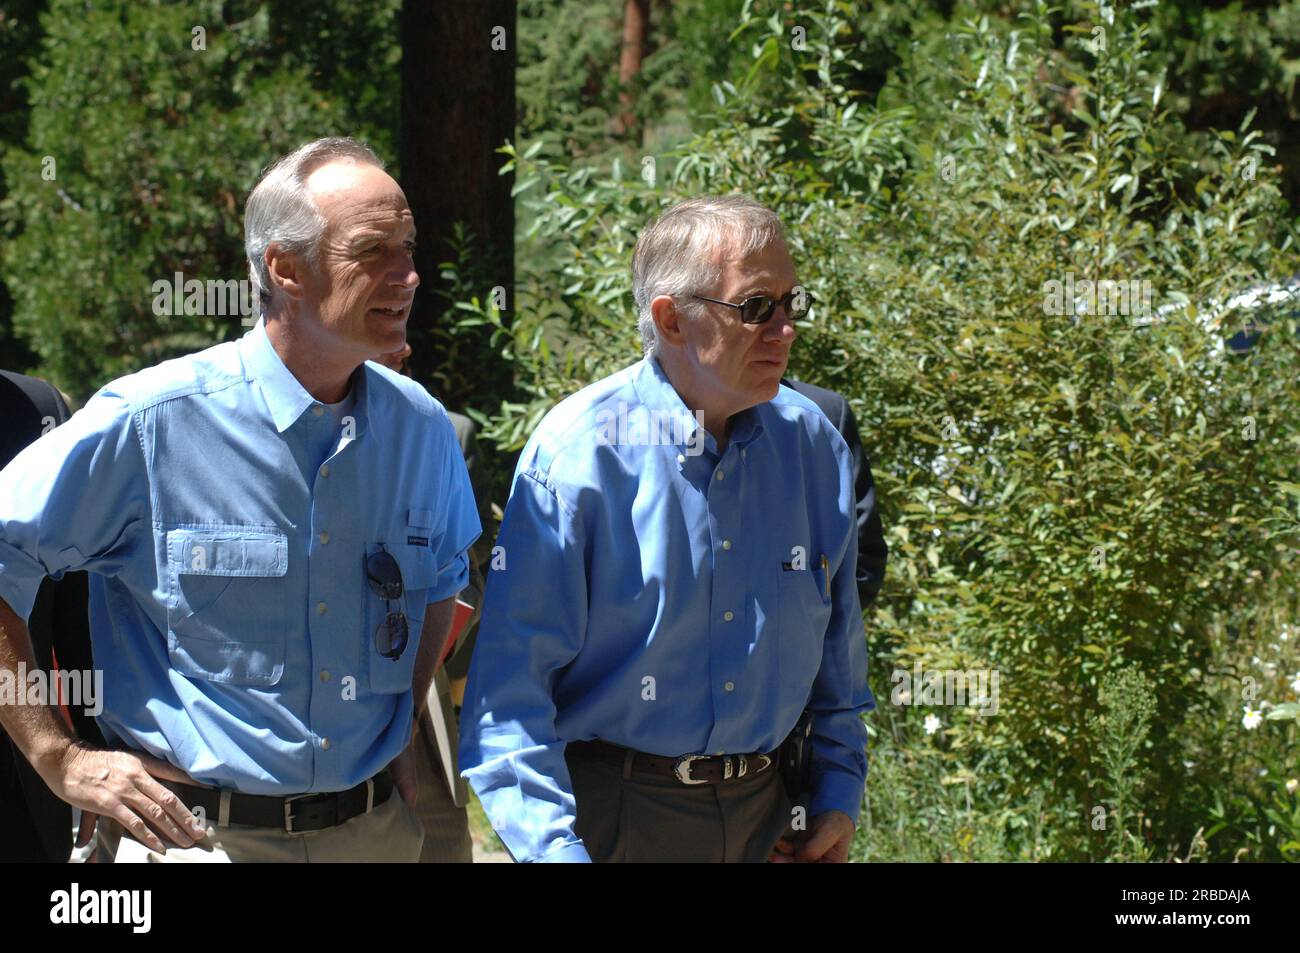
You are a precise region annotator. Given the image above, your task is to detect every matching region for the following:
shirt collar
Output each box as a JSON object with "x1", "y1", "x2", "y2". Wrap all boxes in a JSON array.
[
  {"x1": 632, "y1": 355, "x2": 765, "y2": 458},
  {"x1": 238, "y1": 319, "x2": 375, "y2": 442}
]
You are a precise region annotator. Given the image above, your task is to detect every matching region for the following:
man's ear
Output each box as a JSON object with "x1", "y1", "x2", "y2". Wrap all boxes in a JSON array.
[
  {"x1": 651, "y1": 294, "x2": 687, "y2": 348},
  {"x1": 264, "y1": 244, "x2": 309, "y2": 303}
]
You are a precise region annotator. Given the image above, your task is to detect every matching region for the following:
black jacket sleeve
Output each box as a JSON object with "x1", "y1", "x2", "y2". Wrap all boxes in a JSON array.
[
  {"x1": 835, "y1": 398, "x2": 888, "y2": 608},
  {"x1": 782, "y1": 378, "x2": 888, "y2": 609}
]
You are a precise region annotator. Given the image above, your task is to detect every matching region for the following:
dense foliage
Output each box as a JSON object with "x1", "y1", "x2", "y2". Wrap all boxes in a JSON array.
[
  {"x1": 0, "y1": 0, "x2": 399, "y2": 393},
  {"x1": 2, "y1": 0, "x2": 1297, "y2": 861},
  {"x1": 450, "y1": 0, "x2": 1300, "y2": 860}
]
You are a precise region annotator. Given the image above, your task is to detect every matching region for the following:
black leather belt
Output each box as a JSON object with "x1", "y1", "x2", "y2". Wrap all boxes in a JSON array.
[
  {"x1": 567, "y1": 739, "x2": 779, "y2": 785},
  {"x1": 160, "y1": 771, "x2": 395, "y2": 834}
]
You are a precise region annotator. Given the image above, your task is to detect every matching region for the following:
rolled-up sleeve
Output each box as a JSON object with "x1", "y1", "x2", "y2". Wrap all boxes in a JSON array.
[
  {"x1": 426, "y1": 413, "x2": 482, "y2": 605},
  {"x1": 458, "y1": 467, "x2": 592, "y2": 863},
  {"x1": 0, "y1": 388, "x2": 147, "y2": 620}
]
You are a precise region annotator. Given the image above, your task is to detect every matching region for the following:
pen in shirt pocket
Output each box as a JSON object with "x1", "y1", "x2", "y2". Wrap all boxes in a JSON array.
[{"x1": 780, "y1": 554, "x2": 832, "y2": 599}]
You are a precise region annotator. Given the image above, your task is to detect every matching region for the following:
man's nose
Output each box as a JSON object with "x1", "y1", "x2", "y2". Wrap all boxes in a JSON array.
[
  {"x1": 393, "y1": 259, "x2": 419, "y2": 290},
  {"x1": 764, "y1": 303, "x2": 797, "y2": 342}
]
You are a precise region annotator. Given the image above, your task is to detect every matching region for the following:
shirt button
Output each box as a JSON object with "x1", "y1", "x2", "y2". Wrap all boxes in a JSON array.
[
  {"x1": 723, "y1": 610, "x2": 734, "y2": 622},
  {"x1": 715, "y1": 470, "x2": 725, "y2": 481},
  {"x1": 316, "y1": 602, "x2": 328, "y2": 615},
  {"x1": 312, "y1": 404, "x2": 324, "y2": 417},
  {"x1": 320, "y1": 670, "x2": 331, "y2": 682},
  {"x1": 724, "y1": 681, "x2": 735, "y2": 693},
  {"x1": 318, "y1": 531, "x2": 330, "y2": 545},
  {"x1": 319, "y1": 464, "x2": 330, "y2": 478},
  {"x1": 722, "y1": 539, "x2": 732, "y2": 551},
  {"x1": 321, "y1": 737, "x2": 331, "y2": 750}
]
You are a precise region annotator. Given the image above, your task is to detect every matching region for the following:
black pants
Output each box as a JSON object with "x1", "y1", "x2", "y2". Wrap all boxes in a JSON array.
[
  {"x1": 566, "y1": 747, "x2": 793, "y2": 863},
  {"x1": 0, "y1": 744, "x2": 51, "y2": 861}
]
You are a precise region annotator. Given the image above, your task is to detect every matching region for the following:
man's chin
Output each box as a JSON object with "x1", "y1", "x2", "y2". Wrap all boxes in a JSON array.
[
  {"x1": 362, "y1": 324, "x2": 408, "y2": 358},
  {"x1": 734, "y1": 377, "x2": 781, "y2": 412},
  {"x1": 747, "y1": 364, "x2": 785, "y2": 399}
]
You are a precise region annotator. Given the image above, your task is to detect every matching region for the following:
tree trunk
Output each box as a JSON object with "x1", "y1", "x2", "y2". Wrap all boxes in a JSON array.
[
  {"x1": 399, "y1": 0, "x2": 516, "y2": 409},
  {"x1": 613, "y1": 0, "x2": 651, "y2": 139}
]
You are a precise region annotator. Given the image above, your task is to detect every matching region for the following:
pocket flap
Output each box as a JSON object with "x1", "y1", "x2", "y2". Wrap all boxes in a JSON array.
[
  {"x1": 407, "y1": 508, "x2": 435, "y2": 529},
  {"x1": 167, "y1": 528, "x2": 288, "y2": 577}
]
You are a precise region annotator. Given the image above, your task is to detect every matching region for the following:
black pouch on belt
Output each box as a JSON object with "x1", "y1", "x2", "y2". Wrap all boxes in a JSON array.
[{"x1": 778, "y1": 709, "x2": 814, "y2": 800}]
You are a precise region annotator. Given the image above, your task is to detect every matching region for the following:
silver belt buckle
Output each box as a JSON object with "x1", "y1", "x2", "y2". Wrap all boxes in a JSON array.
[{"x1": 673, "y1": 753, "x2": 710, "y2": 785}]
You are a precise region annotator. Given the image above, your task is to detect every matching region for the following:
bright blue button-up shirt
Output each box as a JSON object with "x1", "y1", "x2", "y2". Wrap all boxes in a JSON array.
[
  {"x1": 459, "y1": 356, "x2": 874, "y2": 863},
  {"x1": 0, "y1": 321, "x2": 480, "y2": 794}
]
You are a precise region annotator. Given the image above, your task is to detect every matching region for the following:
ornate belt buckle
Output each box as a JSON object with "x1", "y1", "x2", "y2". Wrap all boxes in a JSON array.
[{"x1": 673, "y1": 753, "x2": 710, "y2": 785}]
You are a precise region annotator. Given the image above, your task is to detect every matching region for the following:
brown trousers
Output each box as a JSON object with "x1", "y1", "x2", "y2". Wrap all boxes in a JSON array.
[{"x1": 566, "y1": 747, "x2": 794, "y2": 863}]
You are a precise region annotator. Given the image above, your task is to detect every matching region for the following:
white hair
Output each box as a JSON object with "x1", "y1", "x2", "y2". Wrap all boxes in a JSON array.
[
  {"x1": 244, "y1": 137, "x2": 385, "y2": 314},
  {"x1": 631, "y1": 194, "x2": 786, "y2": 356}
]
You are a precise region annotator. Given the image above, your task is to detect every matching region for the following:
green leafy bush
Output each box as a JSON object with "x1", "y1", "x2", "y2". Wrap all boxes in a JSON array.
[
  {"x1": 451, "y1": 0, "x2": 1300, "y2": 860},
  {"x1": 1, "y1": 0, "x2": 399, "y2": 397}
]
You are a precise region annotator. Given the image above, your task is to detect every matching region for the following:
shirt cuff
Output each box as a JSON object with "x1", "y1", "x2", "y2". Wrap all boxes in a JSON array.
[
  {"x1": 809, "y1": 769, "x2": 867, "y2": 826},
  {"x1": 0, "y1": 542, "x2": 47, "y2": 621},
  {"x1": 532, "y1": 841, "x2": 592, "y2": 864},
  {"x1": 427, "y1": 550, "x2": 469, "y2": 604}
]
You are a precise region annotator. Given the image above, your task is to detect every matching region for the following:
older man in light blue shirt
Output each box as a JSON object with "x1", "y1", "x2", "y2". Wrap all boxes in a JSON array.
[
  {"x1": 460, "y1": 195, "x2": 874, "y2": 863},
  {"x1": 0, "y1": 137, "x2": 480, "y2": 861}
]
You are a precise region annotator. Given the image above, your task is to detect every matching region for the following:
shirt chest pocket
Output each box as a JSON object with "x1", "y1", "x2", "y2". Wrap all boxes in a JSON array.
[
  {"x1": 777, "y1": 567, "x2": 833, "y2": 703},
  {"x1": 165, "y1": 528, "x2": 289, "y2": 686},
  {"x1": 363, "y1": 537, "x2": 441, "y2": 695}
]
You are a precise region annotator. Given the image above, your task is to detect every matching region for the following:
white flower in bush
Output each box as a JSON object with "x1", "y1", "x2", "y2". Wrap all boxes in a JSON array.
[
  {"x1": 923, "y1": 714, "x2": 941, "y2": 735},
  {"x1": 1242, "y1": 706, "x2": 1263, "y2": 730}
]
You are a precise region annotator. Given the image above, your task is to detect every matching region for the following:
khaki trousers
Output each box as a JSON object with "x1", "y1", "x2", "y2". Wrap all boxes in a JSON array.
[
  {"x1": 412, "y1": 719, "x2": 472, "y2": 863},
  {"x1": 566, "y1": 746, "x2": 794, "y2": 863},
  {"x1": 97, "y1": 785, "x2": 424, "y2": 863}
]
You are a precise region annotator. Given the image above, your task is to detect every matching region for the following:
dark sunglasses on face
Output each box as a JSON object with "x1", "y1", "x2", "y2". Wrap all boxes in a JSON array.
[
  {"x1": 365, "y1": 548, "x2": 409, "y2": 660},
  {"x1": 691, "y1": 288, "x2": 809, "y2": 325}
]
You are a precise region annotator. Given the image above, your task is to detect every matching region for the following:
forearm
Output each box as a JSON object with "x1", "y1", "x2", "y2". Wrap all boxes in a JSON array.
[
  {"x1": 810, "y1": 514, "x2": 872, "y2": 821},
  {"x1": 457, "y1": 467, "x2": 592, "y2": 862},
  {"x1": 0, "y1": 595, "x2": 79, "y2": 776},
  {"x1": 462, "y1": 738, "x2": 592, "y2": 863},
  {"x1": 412, "y1": 596, "x2": 456, "y2": 721}
]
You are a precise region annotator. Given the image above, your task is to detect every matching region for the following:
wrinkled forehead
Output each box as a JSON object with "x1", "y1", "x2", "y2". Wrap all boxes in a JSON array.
[
  {"x1": 713, "y1": 235, "x2": 796, "y2": 292},
  {"x1": 704, "y1": 222, "x2": 785, "y2": 261},
  {"x1": 306, "y1": 160, "x2": 411, "y2": 234}
]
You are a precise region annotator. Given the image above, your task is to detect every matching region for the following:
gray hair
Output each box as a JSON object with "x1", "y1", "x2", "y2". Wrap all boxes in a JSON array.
[
  {"x1": 631, "y1": 194, "x2": 786, "y2": 356},
  {"x1": 244, "y1": 137, "x2": 385, "y2": 312}
]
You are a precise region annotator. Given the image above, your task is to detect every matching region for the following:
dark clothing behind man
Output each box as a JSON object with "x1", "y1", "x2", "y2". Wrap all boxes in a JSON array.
[
  {"x1": 413, "y1": 409, "x2": 482, "y2": 863},
  {"x1": 0, "y1": 371, "x2": 101, "y2": 862},
  {"x1": 783, "y1": 378, "x2": 888, "y2": 609}
]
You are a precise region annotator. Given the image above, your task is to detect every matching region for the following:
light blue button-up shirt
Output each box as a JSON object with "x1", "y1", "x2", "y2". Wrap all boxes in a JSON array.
[
  {"x1": 0, "y1": 321, "x2": 480, "y2": 794},
  {"x1": 459, "y1": 356, "x2": 874, "y2": 863}
]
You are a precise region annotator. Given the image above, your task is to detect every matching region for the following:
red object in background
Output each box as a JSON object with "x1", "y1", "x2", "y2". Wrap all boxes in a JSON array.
[
  {"x1": 49, "y1": 648, "x2": 75, "y2": 730},
  {"x1": 439, "y1": 598, "x2": 475, "y2": 664}
]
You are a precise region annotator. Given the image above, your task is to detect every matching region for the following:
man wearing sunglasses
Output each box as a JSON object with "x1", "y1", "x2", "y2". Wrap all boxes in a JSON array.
[
  {"x1": 0, "y1": 137, "x2": 480, "y2": 861},
  {"x1": 461, "y1": 194, "x2": 874, "y2": 862}
]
